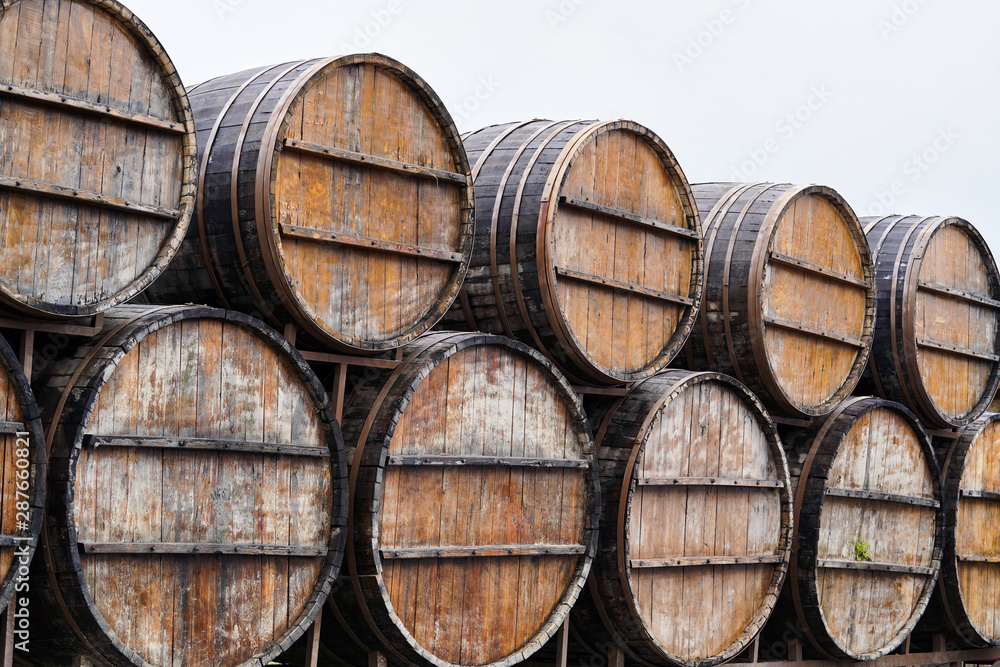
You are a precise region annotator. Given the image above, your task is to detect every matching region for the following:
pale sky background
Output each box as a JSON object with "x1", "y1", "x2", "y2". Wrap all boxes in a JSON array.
[{"x1": 127, "y1": 0, "x2": 1000, "y2": 257}]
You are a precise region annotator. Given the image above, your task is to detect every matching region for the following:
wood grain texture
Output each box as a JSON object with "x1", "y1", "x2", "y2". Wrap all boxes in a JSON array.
[
  {"x1": 681, "y1": 183, "x2": 875, "y2": 419},
  {"x1": 777, "y1": 397, "x2": 944, "y2": 661},
  {"x1": 325, "y1": 332, "x2": 599, "y2": 667},
  {"x1": 0, "y1": 0, "x2": 195, "y2": 318},
  {"x1": 145, "y1": 55, "x2": 473, "y2": 354},
  {"x1": 439, "y1": 120, "x2": 703, "y2": 386},
  {"x1": 571, "y1": 370, "x2": 792, "y2": 667},
  {"x1": 33, "y1": 305, "x2": 347, "y2": 667},
  {"x1": 862, "y1": 215, "x2": 1000, "y2": 428}
]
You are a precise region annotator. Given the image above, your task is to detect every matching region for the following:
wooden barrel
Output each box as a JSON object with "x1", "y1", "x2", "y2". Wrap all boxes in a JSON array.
[
  {"x1": 0, "y1": 332, "x2": 45, "y2": 611},
  {"x1": 773, "y1": 396, "x2": 943, "y2": 660},
  {"x1": 862, "y1": 215, "x2": 1000, "y2": 428},
  {"x1": 439, "y1": 120, "x2": 703, "y2": 386},
  {"x1": 682, "y1": 183, "x2": 875, "y2": 419},
  {"x1": 34, "y1": 305, "x2": 347, "y2": 666},
  {"x1": 929, "y1": 412, "x2": 1000, "y2": 646},
  {"x1": 0, "y1": 0, "x2": 196, "y2": 318},
  {"x1": 571, "y1": 370, "x2": 792, "y2": 667},
  {"x1": 145, "y1": 55, "x2": 473, "y2": 353},
  {"x1": 325, "y1": 331, "x2": 599, "y2": 667}
]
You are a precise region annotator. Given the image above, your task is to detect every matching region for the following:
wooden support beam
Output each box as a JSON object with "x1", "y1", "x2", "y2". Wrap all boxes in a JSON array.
[
  {"x1": 79, "y1": 541, "x2": 328, "y2": 557},
  {"x1": 816, "y1": 558, "x2": 935, "y2": 576},
  {"x1": 305, "y1": 607, "x2": 322, "y2": 667},
  {"x1": 554, "y1": 265, "x2": 695, "y2": 307},
  {"x1": 629, "y1": 554, "x2": 784, "y2": 569},
  {"x1": 0, "y1": 175, "x2": 181, "y2": 220},
  {"x1": 763, "y1": 314, "x2": 866, "y2": 348},
  {"x1": 608, "y1": 643, "x2": 626, "y2": 667},
  {"x1": 283, "y1": 138, "x2": 468, "y2": 185},
  {"x1": 555, "y1": 615, "x2": 569, "y2": 667},
  {"x1": 368, "y1": 650, "x2": 388, "y2": 667},
  {"x1": 559, "y1": 195, "x2": 700, "y2": 240},
  {"x1": 918, "y1": 279, "x2": 1000, "y2": 309},
  {"x1": 0, "y1": 82, "x2": 185, "y2": 134},
  {"x1": 296, "y1": 349, "x2": 401, "y2": 369},
  {"x1": 379, "y1": 544, "x2": 586, "y2": 559},
  {"x1": 768, "y1": 252, "x2": 870, "y2": 289},
  {"x1": 278, "y1": 223, "x2": 465, "y2": 263},
  {"x1": 0, "y1": 598, "x2": 13, "y2": 667},
  {"x1": 636, "y1": 476, "x2": 785, "y2": 489},
  {"x1": 0, "y1": 313, "x2": 104, "y2": 338},
  {"x1": 387, "y1": 455, "x2": 589, "y2": 469},
  {"x1": 824, "y1": 487, "x2": 940, "y2": 508},
  {"x1": 83, "y1": 434, "x2": 330, "y2": 458},
  {"x1": 916, "y1": 337, "x2": 1000, "y2": 363},
  {"x1": 749, "y1": 645, "x2": 1000, "y2": 667}
]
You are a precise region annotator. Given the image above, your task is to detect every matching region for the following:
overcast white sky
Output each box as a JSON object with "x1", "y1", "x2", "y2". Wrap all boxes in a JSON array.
[{"x1": 126, "y1": 0, "x2": 1000, "y2": 257}]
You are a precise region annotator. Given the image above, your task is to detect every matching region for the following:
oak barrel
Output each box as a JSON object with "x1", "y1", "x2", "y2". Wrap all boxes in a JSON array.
[
  {"x1": 0, "y1": 0, "x2": 196, "y2": 318},
  {"x1": 324, "y1": 331, "x2": 599, "y2": 667},
  {"x1": 571, "y1": 370, "x2": 792, "y2": 667},
  {"x1": 771, "y1": 396, "x2": 943, "y2": 660},
  {"x1": 145, "y1": 54, "x2": 474, "y2": 353},
  {"x1": 0, "y1": 331, "x2": 45, "y2": 610},
  {"x1": 439, "y1": 120, "x2": 703, "y2": 385},
  {"x1": 862, "y1": 215, "x2": 1000, "y2": 428},
  {"x1": 681, "y1": 182, "x2": 875, "y2": 418},
  {"x1": 34, "y1": 305, "x2": 347, "y2": 666},
  {"x1": 926, "y1": 412, "x2": 1000, "y2": 646}
]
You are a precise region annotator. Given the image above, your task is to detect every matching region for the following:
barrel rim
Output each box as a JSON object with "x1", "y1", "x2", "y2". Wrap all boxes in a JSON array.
[
  {"x1": 899, "y1": 216, "x2": 1000, "y2": 427},
  {"x1": 537, "y1": 119, "x2": 705, "y2": 385},
  {"x1": 937, "y1": 411, "x2": 1000, "y2": 646},
  {"x1": 792, "y1": 395, "x2": 944, "y2": 660},
  {"x1": 45, "y1": 305, "x2": 348, "y2": 667},
  {"x1": 0, "y1": 0, "x2": 197, "y2": 319},
  {"x1": 253, "y1": 52, "x2": 475, "y2": 353},
  {"x1": 351, "y1": 331, "x2": 600, "y2": 667},
  {"x1": 748, "y1": 184, "x2": 876, "y2": 417},
  {"x1": 614, "y1": 370, "x2": 793, "y2": 667}
]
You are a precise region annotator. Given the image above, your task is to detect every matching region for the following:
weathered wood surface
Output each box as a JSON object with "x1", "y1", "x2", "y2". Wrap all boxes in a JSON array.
[
  {"x1": 0, "y1": 330, "x2": 44, "y2": 613},
  {"x1": 324, "y1": 331, "x2": 599, "y2": 667},
  {"x1": 769, "y1": 396, "x2": 943, "y2": 660},
  {"x1": 681, "y1": 183, "x2": 875, "y2": 419},
  {"x1": 0, "y1": 0, "x2": 196, "y2": 318},
  {"x1": 33, "y1": 305, "x2": 347, "y2": 667},
  {"x1": 862, "y1": 215, "x2": 1000, "y2": 428},
  {"x1": 924, "y1": 412, "x2": 1000, "y2": 646},
  {"x1": 570, "y1": 370, "x2": 792, "y2": 667},
  {"x1": 438, "y1": 119, "x2": 703, "y2": 386},
  {"x1": 145, "y1": 54, "x2": 473, "y2": 354}
]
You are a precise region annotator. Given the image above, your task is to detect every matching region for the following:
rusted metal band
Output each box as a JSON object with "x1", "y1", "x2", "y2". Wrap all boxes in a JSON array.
[{"x1": 889, "y1": 217, "x2": 935, "y2": 416}]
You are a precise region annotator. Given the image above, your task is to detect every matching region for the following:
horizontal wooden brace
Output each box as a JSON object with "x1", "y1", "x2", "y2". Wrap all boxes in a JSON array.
[
  {"x1": 83, "y1": 434, "x2": 330, "y2": 458},
  {"x1": 824, "y1": 487, "x2": 940, "y2": 508},
  {"x1": 0, "y1": 82, "x2": 185, "y2": 134},
  {"x1": 916, "y1": 336, "x2": 1000, "y2": 363},
  {"x1": 957, "y1": 554, "x2": 1000, "y2": 564},
  {"x1": 751, "y1": 646, "x2": 1000, "y2": 667},
  {"x1": 554, "y1": 265, "x2": 694, "y2": 307},
  {"x1": 282, "y1": 138, "x2": 468, "y2": 185},
  {"x1": 297, "y1": 349, "x2": 402, "y2": 369},
  {"x1": 559, "y1": 195, "x2": 700, "y2": 240},
  {"x1": 763, "y1": 314, "x2": 866, "y2": 348},
  {"x1": 380, "y1": 544, "x2": 586, "y2": 559},
  {"x1": 959, "y1": 488, "x2": 1000, "y2": 502},
  {"x1": 278, "y1": 223, "x2": 464, "y2": 263},
  {"x1": 387, "y1": 455, "x2": 589, "y2": 469},
  {"x1": 768, "y1": 252, "x2": 870, "y2": 289},
  {"x1": 636, "y1": 476, "x2": 785, "y2": 489},
  {"x1": 629, "y1": 554, "x2": 784, "y2": 569},
  {"x1": 0, "y1": 422, "x2": 26, "y2": 435},
  {"x1": 918, "y1": 279, "x2": 1000, "y2": 309},
  {"x1": 0, "y1": 534, "x2": 30, "y2": 548},
  {"x1": 79, "y1": 541, "x2": 327, "y2": 557},
  {"x1": 0, "y1": 175, "x2": 181, "y2": 220},
  {"x1": 816, "y1": 558, "x2": 936, "y2": 576}
]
